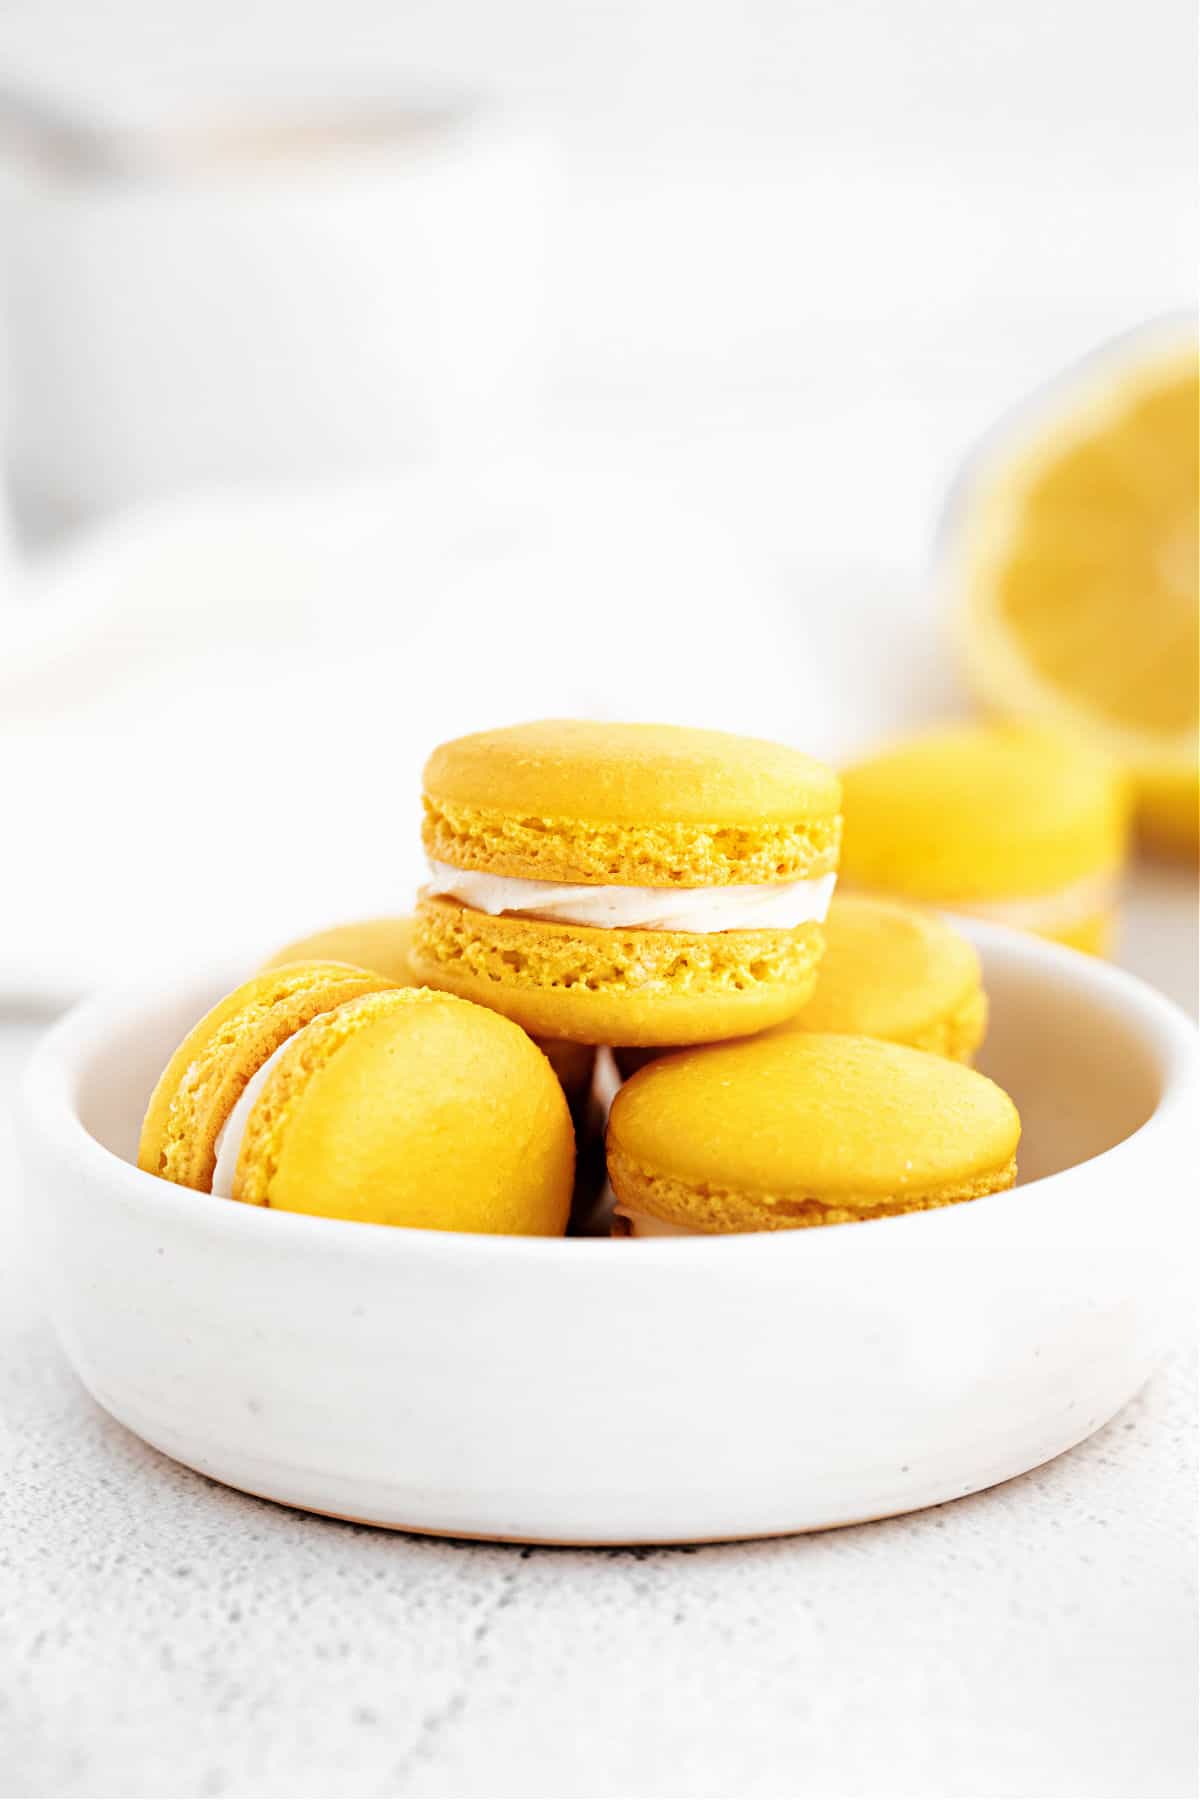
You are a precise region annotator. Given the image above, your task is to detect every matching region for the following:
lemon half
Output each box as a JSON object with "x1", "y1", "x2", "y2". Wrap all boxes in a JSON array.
[{"x1": 949, "y1": 327, "x2": 1198, "y2": 855}]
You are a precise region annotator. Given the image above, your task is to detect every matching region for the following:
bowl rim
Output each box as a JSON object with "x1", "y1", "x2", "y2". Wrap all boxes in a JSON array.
[{"x1": 17, "y1": 917, "x2": 1198, "y2": 1265}]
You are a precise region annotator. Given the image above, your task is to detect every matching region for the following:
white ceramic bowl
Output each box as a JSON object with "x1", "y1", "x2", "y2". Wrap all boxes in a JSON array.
[{"x1": 15, "y1": 922, "x2": 1197, "y2": 1544}]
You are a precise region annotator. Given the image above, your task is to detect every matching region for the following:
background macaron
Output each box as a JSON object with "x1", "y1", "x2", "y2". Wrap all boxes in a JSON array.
[
  {"x1": 608, "y1": 1032, "x2": 1020, "y2": 1234},
  {"x1": 615, "y1": 894, "x2": 988, "y2": 1078},
  {"x1": 262, "y1": 914, "x2": 596, "y2": 1119},
  {"x1": 410, "y1": 719, "x2": 843, "y2": 1046},
  {"x1": 262, "y1": 916, "x2": 421, "y2": 986},
  {"x1": 839, "y1": 722, "x2": 1130, "y2": 954},
  {"x1": 775, "y1": 894, "x2": 987, "y2": 1061}
]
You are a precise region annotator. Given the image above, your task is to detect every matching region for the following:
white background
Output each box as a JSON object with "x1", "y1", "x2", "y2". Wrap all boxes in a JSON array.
[
  {"x1": 1, "y1": 0, "x2": 1196, "y2": 997},
  {"x1": 0, "y1": 0, "x2": 1195, "y2": 560}
]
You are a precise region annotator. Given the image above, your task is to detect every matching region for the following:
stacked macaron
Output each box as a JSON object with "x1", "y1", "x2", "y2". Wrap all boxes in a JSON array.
[
  {"x1": 139, "y1": 718, "x2": 850, "y2": 1237},
  {"x1": 137, "y1": 714, "x2": 1030, "y2": 1242},
  {"x1": 410, "y1": 720, "x2": 843, "y2": 1046}
]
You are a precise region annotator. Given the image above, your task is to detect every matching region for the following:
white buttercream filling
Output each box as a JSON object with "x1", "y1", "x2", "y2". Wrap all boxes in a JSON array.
[
  {"x1": 425, "y1": 860, "x2": 836, "y2": 932},
  {"x1": 616, "y1": 1207, "x2": 699, "y2": 1238},
  {"x1": 211, "y1": 1037, "x2": 298, "y2": 1198}
]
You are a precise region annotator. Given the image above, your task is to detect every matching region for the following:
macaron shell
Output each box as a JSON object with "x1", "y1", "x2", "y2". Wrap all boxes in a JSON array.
[
  {"x1": 410, "y1": 897, "x2": 825, "y2": 1046},
  {"x1": 424, "y1": 719, "x2": 842, "y2": 826},
  {"x1": 921, "y1": 983, "x2": 989, "y2": 1063},
  {"x1": 613, "y1": 979, "x2": 987, "y2": 1080},
  {"x1": 777, "y1": 895, "x2": 987, "y2": 1061},
  {"x1": 137, "y1": 962, "x2": 400, "y2": 1193},
  {"x1": 261, "y1": 917, "x2": 419, "y2": 985},
  {"x1": 840, "y1": 723, "x2": 1129, "y2": 901},
  {"x1": 234, "y1": 988, "x2": 574, "y2": 1234},
  {"x1": 609, "y1": 1146, "x2": 1015, "y2": 1232},
  {"x1": 259, "y1": 913, "x2": 596, "y2": 1113},
  {"x1": 423, "y1": 719, "x2": 841, "y2": 886},
  {"x1": 607, "y1": 1032, "x2": 1020, "y2": 1231}
]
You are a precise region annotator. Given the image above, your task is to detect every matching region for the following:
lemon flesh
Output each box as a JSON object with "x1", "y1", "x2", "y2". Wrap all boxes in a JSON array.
[{"x1": 953, "y1": 336, "x2": 1198, "y2": 855}]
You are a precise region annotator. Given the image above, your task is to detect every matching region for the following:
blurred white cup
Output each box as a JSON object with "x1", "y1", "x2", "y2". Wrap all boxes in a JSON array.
[{"x1": 1, "y1": 90, "x2": 551, "y2": 522}]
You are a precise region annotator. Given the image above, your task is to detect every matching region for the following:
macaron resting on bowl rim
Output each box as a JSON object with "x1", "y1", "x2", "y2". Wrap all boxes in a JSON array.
[
  {"x1": 608, "y1": 1032, "x2": 1021, "y2": 1235},
  {"x1": 139, "y1": 962, "x2": 574, "y2": 1235},
  {"x1": 838, "y1": 722, "x2": 1131, "y2": 955},
  {"x1": 409, "y1": 719, "x2": 843, "y2": 1046}
]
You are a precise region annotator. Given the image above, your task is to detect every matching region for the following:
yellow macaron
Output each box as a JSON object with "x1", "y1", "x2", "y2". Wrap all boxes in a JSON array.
[
  {"x1": 138, "y1": 961, "x2": 400, "y2": 1194},
  {"x1": 410, "y1": 719, "x2": 843, "y2": 1046},
  {"x1": 777, "y1": 894, "x2": 987, "y2": 1061},
  {"x1": 262, "y1": 914, "x2": 597, "y2": 1118},
  {"x1": 608, "y1": 1033, "x2": 1020, "y2": 1235},
  {"x1": 839, "y1": 723, "x2": 1131, "y2": 954},
  {"x1": 262, "y1": 916, "x2": 423, "y2": 985},
  {"x1": 615, "y1": 894, "x2": 988, "y2": 1078},
  {"x1": 139, "y1": 965, "x2": 574, "y2": 1234}
]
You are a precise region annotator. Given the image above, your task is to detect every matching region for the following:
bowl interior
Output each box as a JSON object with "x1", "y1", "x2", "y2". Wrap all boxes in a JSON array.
[
  {"x1": 75, "y1": 928, "x2": 1169, "y2": 1201},
  {"x1": 78, "y1": 985, "x2": 213, "y2": 1168},
  {"x1": 967, "y1": 932, "x2": 1163, "y2": 1185}
]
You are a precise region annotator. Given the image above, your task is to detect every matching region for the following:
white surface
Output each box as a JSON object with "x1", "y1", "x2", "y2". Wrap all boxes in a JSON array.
[
  {"x1": 0, "y1": 1007, "x2": 1196, "y2": 1797},
  {"x1": 13, "y1": 926, "x2": 1199, "y2": 1545}
]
